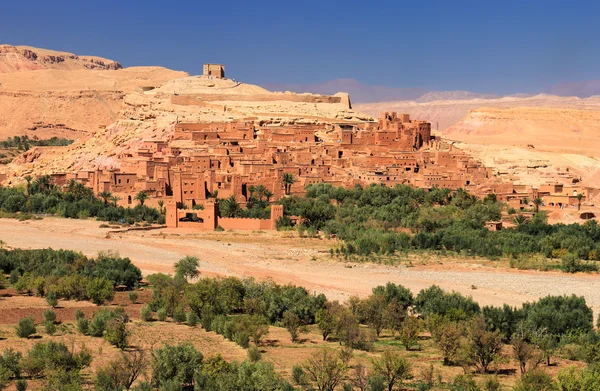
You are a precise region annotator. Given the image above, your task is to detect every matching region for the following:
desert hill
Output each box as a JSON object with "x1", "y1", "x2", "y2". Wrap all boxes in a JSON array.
[
  {"x1": 355, "y1": 95, "x2": 600, "y2": 186},
  {"x1": 0, "y1": 44, "x2": 122, "y2": 72},
  {"x1": 1, "y1": 58, "x2": 368, "y2": 179},
  {"x1": 443, "y1": 106, "x2": 600, "y2": 186},
  {"x1": 354, "y1": 94, "x2": 600, "y2": 131},
  {"x1": 0, "y1": 45, "x2": 188, "y2": 140}
]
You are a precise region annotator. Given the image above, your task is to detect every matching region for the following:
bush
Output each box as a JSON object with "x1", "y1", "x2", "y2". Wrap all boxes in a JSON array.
[
  {"x1": 140, "y1": 305, "x2": 153, "y2": 322},
  {"x1": 74, "y1": 309, "x2": 85, "y2": 320},
  {"x1": 186, "y1": 312, "x2": 199, "y2": 327},
  {"x1": 15, "y1": 316, "x2": 36, "y2": 338},
  {"x1": 15, "y1": 379, "x2": 27, "y2": 391},
  {"x1": 172, "y1": 306, "x2": 186, "y2": 323},
  {"x1": 87, "y1": 277, "x2": 115, "y2": 305},
  {"x1": 77, "y1": 318, "x2": 89, "y2": 335},
  {"x1": 248, "y1": 346, "x2": 261, "y2": 362},
  {"x1": 128, "y1": 291, "x2": 138, "y2": 304},
  {"x1": 415, "y1": 285, "x2": 480, "y2": 320},
  {"x1": 104, "y1": 316, "x2": 129, "y2": 349},
  {"x1": 45, "y1": 321, "x2": 56, "y2": 336},
  {"x1": 43, "y1": 309, "x2": 56, "y2": 324},
  {"x1": 513, "y1": 369, "x2": 556, "y2": 391},
  {"x1": 524, "y1": 295, "x2": 593, "y2": 336},
  {"x1": 157, "y1": 308, "x2": 167, "y2": 321},
  {"x1": 151, "y1": 344, "x2": 203, "y2": 389},
  {"x1": 46, "y1": 292, "x2": 58, "y2": 308},
  {"x1": 292, "y1": 364, "x2": 307, "y2": 386}
]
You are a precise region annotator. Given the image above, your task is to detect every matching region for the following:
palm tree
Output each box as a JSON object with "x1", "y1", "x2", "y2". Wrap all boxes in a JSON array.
[
  {"x1": 263, "y1": 189, "x2": 273, "y2": 203},
  {"x1": 248, "y1": 185, "x2": 256, "y2": 200},
  {"x1": 282, "y1": 173, "x2": 296, "y2": 196},
  {"x1": 109, "y1": 195, "x2": 121, "y2": 207},
  {"x1": 134, "y1": 191, "x2": 148, "y2": 206},
  {"x1": 440, "y1": 188, "x2": 451, "y2": 205},
  {"x1": 513, "y1": 214, "x2": 527, "y2": 227},
  {"x1": 24, "y1": 175, "x2": 32, "y2": 197},
  {"x1": 522, "y1": 197, "x2": 530, "y2": 208},
  {"x1": 157, "y1": 200, "x2": 165, "y2": 214},
  {"x1": 577, "y1": 193, "x2": 584, "y2": 210},
  {"x1": 533, "y1": 198, "x2": 543, "y2": 213},
  {"x1": 219, "y1": 195, "x2": 240, "y2": 218},
  {"x1": 98, "y1": 191, "x2": 112, "y2": 207},
  {"x1": 254, "y1": 184, "x2": 267, "y2": 201}
]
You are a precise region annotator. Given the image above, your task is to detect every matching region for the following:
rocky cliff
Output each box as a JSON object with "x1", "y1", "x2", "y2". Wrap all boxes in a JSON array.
[{"x1": 0, "y1": 45, "x2": 122, "y2": 72}]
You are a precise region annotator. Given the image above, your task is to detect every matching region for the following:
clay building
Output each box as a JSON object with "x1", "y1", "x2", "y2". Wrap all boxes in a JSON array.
[{"x1": 56, "y1": 111, "x2": 532, "y2": 231}]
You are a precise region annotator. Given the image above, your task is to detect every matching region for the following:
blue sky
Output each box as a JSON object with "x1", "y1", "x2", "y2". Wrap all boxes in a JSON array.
[{"x1": 2, "y1": 0, "x2": 599, "y2": 94}]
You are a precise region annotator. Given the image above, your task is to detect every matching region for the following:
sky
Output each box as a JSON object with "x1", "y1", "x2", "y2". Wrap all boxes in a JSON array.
[{"x1": 2, "y1": 0, "x2": 600, "y2": 95}]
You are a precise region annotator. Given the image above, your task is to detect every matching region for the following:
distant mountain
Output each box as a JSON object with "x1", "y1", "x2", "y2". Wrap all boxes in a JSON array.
[
  {"x1": 545, "y1": 80, "x2": 600, "y2": 98},
  {"x1": 262, "y1": 78, "x2": 503, "y2": 104},
  {"x1": 416, "y1": 90, "x2": 499, "y2": 102},
  {"x1": 262, "y1": 78, "x2": 429, "y2": 103}
]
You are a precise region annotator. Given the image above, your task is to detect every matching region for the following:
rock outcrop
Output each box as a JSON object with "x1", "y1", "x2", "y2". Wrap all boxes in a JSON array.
[{"x1": 0, "y1": 45, "x2": 122, "y2": 72}]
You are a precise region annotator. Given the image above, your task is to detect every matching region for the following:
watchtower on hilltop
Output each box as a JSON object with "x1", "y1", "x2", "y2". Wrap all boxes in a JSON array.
[{"x1": 203, "y1": 64, "x2": 225, "y2": 79}]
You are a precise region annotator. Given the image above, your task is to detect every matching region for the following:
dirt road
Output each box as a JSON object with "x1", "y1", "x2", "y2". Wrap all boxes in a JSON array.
[{"x1": 3, "y1": 218, "x2": 600, "y2": 316}]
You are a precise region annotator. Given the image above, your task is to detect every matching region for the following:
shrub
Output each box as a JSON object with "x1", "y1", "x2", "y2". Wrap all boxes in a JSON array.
[
  {"x1": 172, "y1": 306, "x2": 186, "y2": 323},
  {"x1": 128, "y1": 291, "x2": 138, "y2": 304},
  {"x1": 15, "y1": 316, "x2": 36, "y2": 338},
  {"x1": 247, "y1": 346, "x2": 261, "y2": 362},
  {"x1": 45, "y1": 321, "x2": 57, "y2": 336},
  {"x1": 524, "y1": 295, "x2": 593, "y2": 336},
  {"x1": 157, "y1": 308, "x2": 167, "y2": 321},
  {"x1": 151, "y1": 344, "x2": 203, "y2": 389},
  {"x1": 15, "y1": 379, "x2": 27, "y2": 391},
  {"x1": 43, "y1": 309, "x2": 56, "y2": 324},
  {"x1": 415, "y1": 285, "x2": 480, "y2": 320},
  {"x1": 74, "y1": 309, "x2": 85, "y2": 321},
  {"x1": 140, "y1": 305, "x2": 152, "y2": 322},
  {"x1": 46, "y1": 291, "x2": 58, "y2": 308},
  {"x1": 87, "y1": 277, "x2": 115, "y2": 305},
  {"x1": 292, "y1": 364, "x2": 307, "y2": 385},
  {"x1": 283, "y1": 310, "x2": 302, "y2": 342},
  {"x1": 104, "y1": 316, "x2": 129, "y2": 349},
  {"x1": 186, "y1": 312, "x2": 199, "y2": 327},
  {"x1": 77, "y1": 318, "x2": 89, "y2": 335},
  {"x1": 174, "y1": 256, "x2": 200, "y2": 282},
  {"x1": 513, "y1": 369, "x2": 556, "y2": 391},
  {"x1": 452, "y1": 374, "x2": 480, "y2": 391}
]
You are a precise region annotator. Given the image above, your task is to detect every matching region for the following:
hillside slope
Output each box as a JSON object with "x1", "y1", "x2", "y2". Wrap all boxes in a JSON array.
[
  {"x1": 0, "y1": 45, "x2": 188, "y2": 140},
  {"x1": 443, "y1": 106, "x2": 600, "y2": 185},
  {"x1": 0, "y1": 44, "x2": 122, "y2": 72},
  {"x1": 355, "y1": 95, "x2": 600, "y2": 131}
]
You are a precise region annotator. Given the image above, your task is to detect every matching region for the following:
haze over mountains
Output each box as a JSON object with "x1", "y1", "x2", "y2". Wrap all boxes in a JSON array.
[{"x1": 264, "y1": 78, "x2": 600, "y2": 103}]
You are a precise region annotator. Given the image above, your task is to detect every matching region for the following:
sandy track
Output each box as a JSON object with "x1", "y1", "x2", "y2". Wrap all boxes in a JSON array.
[{"x1": 3, "y1": 218, "x2": 600, "y2": 316}]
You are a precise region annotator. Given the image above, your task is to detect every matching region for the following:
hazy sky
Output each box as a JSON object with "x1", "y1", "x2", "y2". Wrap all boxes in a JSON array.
[{"x1": 3, "y1": 0, "x2": 599, "y2": 94}]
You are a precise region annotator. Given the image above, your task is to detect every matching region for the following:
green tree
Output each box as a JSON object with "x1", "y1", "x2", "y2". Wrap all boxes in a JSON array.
[
  {"x1": 460, "y1": 316, "x2": 503, "y2": 373},
  {"x1": 87, "y1": 277, "x2": 115, "y2": 305},
  {"x1": 577, "y1": 193, "x2": 584, "y2": 211},
  {"x1": 134, "y1": 191, "x2": 149, "y2": 206},
  {"x1": 513, "y1": 369, "x2": 557, "y2": 391},
  {"x1": 372, "y1": 350, "x2": 411, "y2": 391},
  {"x1": 98, "y1": 191, "x2": 112, "y2": 207},
  {"x1": 151, "y1": 344, "x2": 203, "y2": 389},
  {"x1": 283, "y1": 310, "x2": 302, "y2": 343},
  {"x1": 303, "y1": 349, "x2": 348, "y2": 391},
  {"x1": 533, "y1": 198, "x2": 543, "y2": 213},
  {"x1": 219, "y1": 195, "x2": 241, "y2": 218},
  {"x1": 282, "y1": 173, "x2": 296, "y2": 196},
  {"x1": 174, "y1": 256, "x2": 200, "y2": 282},
  {"x1": 15, "y1": 317, "x2": 36, "y2": 338}
]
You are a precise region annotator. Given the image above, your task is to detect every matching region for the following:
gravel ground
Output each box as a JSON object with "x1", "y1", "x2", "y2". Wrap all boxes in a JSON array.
[{"x1": 2, "y1": 217, "x2": 600, "y2": 319}]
